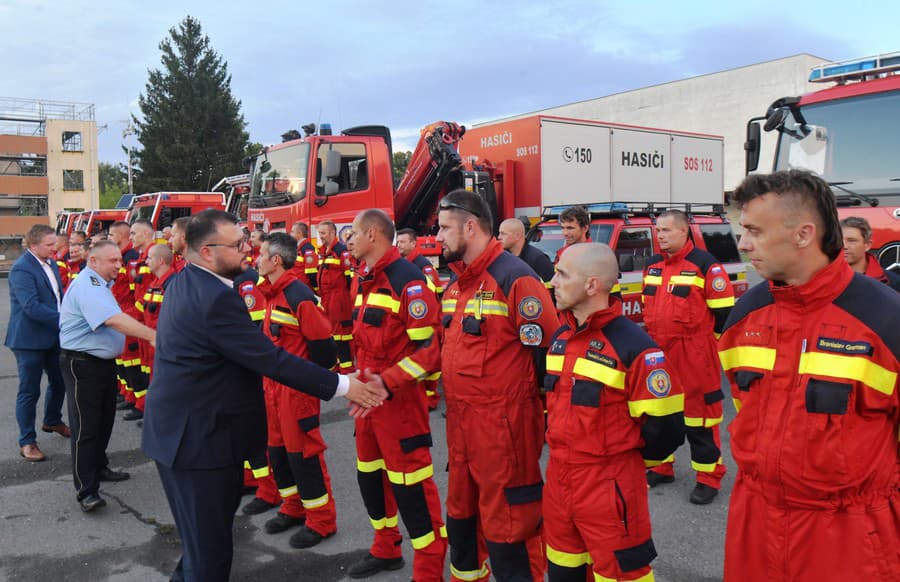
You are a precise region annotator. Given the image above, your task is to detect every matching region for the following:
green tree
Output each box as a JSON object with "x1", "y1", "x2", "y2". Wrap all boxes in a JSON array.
[
  {"x1": 98, "y1": 162, "x2": 128, "y2": 208},
  {"x1": 392, "y1": 150, "x2": 412, "y2": 187},
  {"x1": 132, "y1": 15, "x2": 249, "y2": 192}
]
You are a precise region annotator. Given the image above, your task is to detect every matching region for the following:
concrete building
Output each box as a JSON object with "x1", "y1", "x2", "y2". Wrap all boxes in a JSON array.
[
  {"x1": 479, "y1": 53, "x2": 830, "y2": 194},
  {"x1": 0, "y1": 97, "x2": 99, "y2": 236}
]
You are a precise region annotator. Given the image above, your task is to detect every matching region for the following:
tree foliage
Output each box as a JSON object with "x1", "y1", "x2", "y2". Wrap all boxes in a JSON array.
[
  {"x1": 132, "y1": 16, "x2": 249, "y2": 193},
  {"x1": 98, "y1": 162, "x2": 127, "y2": 208},
  {"x1": 392, "y1": 150, "x2": 412, "y2": 187}
]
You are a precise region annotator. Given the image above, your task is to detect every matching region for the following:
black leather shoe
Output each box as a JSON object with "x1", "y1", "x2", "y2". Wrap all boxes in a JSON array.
[
  {"x1": 116, "y1": 400, "x2": 134, "y2": 411},
  {"x1": 348, "y1": 553, "x2": 405, "y2": 579},
  {"x1": 241, "y1": 497, "x2": 278, "y2": 515},
  {"x1": 689, "y1": 483, "x2": 719, "y2": 505},
  {"x1": 98, "y1": 467, "x2": 131, "y2": 482},
  {"x1": 79, "y1": 493, "x2": 107, "y2": 513},
  {"x1": 264, "y1": 512, "x2": 305, "y2": 534},
  {"x1": 289, "y1": 525, "x2": 334, "y2": 548},
  {"x1": 123, "y1": 408, "x2": 143, "y2": 421},
  {"x1": 646, "y1": 471, "x2": 675, "y2": 488}
]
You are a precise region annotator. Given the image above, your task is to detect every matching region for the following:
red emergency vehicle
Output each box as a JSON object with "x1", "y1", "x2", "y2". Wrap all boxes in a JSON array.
[
  {"x1": 73, "y1": 209, "x2": 129, "y2": 237},
  {"x1": 746, "y1": 52, "x2": 900, "y2": 273},
  {"x1": 127, "y1": 192, "x2": 226, "y2": 229}
]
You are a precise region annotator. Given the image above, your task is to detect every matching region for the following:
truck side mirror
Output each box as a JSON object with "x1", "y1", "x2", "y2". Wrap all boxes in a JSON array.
[{"x1": 745, "y1": 120, "x2": 761, "y2": 174}]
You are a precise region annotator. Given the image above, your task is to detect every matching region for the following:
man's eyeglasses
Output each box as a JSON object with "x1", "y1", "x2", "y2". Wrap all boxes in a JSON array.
[
  {"x1": 439, "y1": 199, "x2": 482, "y2": 218},
  {"x1": 205, "y1": 239, "x2": 245, "y2": 251}
]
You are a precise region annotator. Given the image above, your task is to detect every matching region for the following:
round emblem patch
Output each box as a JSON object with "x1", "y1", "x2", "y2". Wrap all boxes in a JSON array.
[
  {"x1": 244, "y1": 294, "x2": 256, "y2": 309},
  {"x1": 305, "y1": 254, "x2": 315, "y2": 264},
  {"x1": 712, "y1": 276, "x2": 727, "y2": 292},
  {"x1": 519, "y1": 324, "x2": 543, "y2": 346},
  {"x1": 646, "y1": 369, "x2": 672, "y2": 398},
  {"x1": 409, "y1": 299, "x2": 428, "y2": 319},
  {"x1": 518, "y1": 296, "x2": 543, "y2": 320}
]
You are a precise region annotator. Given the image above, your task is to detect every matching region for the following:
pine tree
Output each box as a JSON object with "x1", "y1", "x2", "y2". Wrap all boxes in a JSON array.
[{"x1": 132, "y1": 16, "x2": 248, "y2": 192}]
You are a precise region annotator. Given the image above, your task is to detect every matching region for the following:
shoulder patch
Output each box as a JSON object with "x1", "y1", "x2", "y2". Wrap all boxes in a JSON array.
[
  {"x1": 244, "y1": 294, "x2": 256, "y2": 309},
  {"x1": 518, "y1": 296, "x2": 543, "y2": 320},
  {"x1": 711, "y1": 276, "x2": 727, "y2": 292},
  {"x1": 519, "y1": 323, "x2": 543, "y2": 346},
  {"x1": 644, "y1": 350, "x2": 665, "y2": 366},
  {"x1": 408, "y1": 298, "x2": 428, "y2": 319},
  {"x1": 646, "y1": 369, "x2": 672, "y2": 398},
  {"x1": 90, "y1": 276, "x2": 101, "y2": 286}
]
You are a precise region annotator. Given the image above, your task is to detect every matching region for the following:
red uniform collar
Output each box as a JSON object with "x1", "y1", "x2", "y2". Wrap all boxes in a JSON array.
[
  {"x1": 263, "y1": 270, "x2": 299, "y2": 299},
  {"x1": 663, "y1": 239, "x2": 694, "y2": 264},
  {"x1": 450, "y1": 239, "x2": 504, "y2": 283},
  {"x1": 406, "y1": 247, "x2": 421, "y2": 262},
  {"x1": 561, "y1": 304, "x2": 620, "y2": 334},
  {"x1": 368, "y1": 247, "x2": 402, "y2": 277},
  {"x1": 768, "y1": 257, "x2": 854, "y2": 308},
  {"x1": 863, "y1": 253, "x2": 889, "y2": 283},
  {"x1": 154, "y1": 267, "x2": 176, "y2": 288}
]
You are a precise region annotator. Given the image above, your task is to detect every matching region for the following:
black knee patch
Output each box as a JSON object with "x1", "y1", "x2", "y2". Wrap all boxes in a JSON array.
[
  {"x1": 547, "y1": 561, "x2": 587, "y2": 582},
  {"x1": 390, "y1": 482, "x2": 433, "y2": 539},
  {"x1": 357, "y1": 468, "x2": 388, "y2": 520},
  {"x1": 288, "y1": 453, "x2": 326, "y2": 500},
  {"x1": 485, "y1": 539, "x2": 531, "y2": 581},
  {"x1": 267, "y1": 446, "x2": 293, "y2": 489},
  {"x1": 446, "y1": 515, "x2": 479, "y2": 571},
  {"x1": 685, "y1": 426, "x2": 721, "y2": 464},
  {"x1": 614, "y1": 538, "x2": 657, "y2": 572}
]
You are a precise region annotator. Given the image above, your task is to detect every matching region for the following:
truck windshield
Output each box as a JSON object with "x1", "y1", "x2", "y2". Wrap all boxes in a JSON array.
[
  {"x1": 249, "y1": 143, "x2": 310, "y2": 208},
  {"x1": 775, "y1": 91, "x2": 900, "y2": 188},
  {"x1": 133, "y1": 205, "x2": 154, "y2": 223},
  {"x1": 530, "y1": 224, "x2": 614, "y2": 260}
]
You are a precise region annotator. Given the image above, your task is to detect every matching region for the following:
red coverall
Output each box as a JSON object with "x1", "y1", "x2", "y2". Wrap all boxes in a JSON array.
[
  {"x1": 64, "y1": 259, "x2": 86, "y2": 290},
  {"x1": 544, "y1": 307, "x2": 685, "y2": 582},
  {"x1": 129, "y1": 247, "x2": 153, "y2": 406},
  {"x1": 112, "y1": 244, "x2": 140, "y2": 402},
  {"x1": 406, "y1": 248, "x2": 442, "y2": 410},
  {"x1": 134, "y1": 268, "x2": 175, "y2": 412},
  {"x1": 352, "y1": 247, "x2": 446, "y2": 582},
  {"x1": 172, "y1": 253, "x2": 186, "y2": 273},
  {"x1": 261, "y1": 271, "x2": 338, "y2": 535},
  {"x1": 718, "y1": 259, "x2": 900, "y2": 582},
  {"x1": 863, "y1": 251, "x2": 900, "y2": 289},
  {"x1": 441, "y1": 240, "x2": 559, "y2": 582},
  {"x1": 288, "y1": 238, "x2": 319, "y2": 291},
  {"x1": 55, "y1": 258, "x2": 70, "y2": 293},
  {"x1": 318, "y1": 239, "x2": 354, "y2": 371},
  {"x1": 642, "y1": 240, "x2": 734, "y2": 489}
]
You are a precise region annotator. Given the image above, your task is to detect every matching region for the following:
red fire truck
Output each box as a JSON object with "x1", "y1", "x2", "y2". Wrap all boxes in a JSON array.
[
  {"x1": 126, "y1": 192, "x2": 226, "y2": 229},
  {"x1": 746, "y1": 52, "x2": 900, "y2": 272}
]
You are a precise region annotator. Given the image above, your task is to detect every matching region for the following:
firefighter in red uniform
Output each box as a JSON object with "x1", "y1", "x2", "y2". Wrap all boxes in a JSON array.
[
  {"x1": 396, "y1": 227, "x2": 442, "y2": 411},
  {"x1": 64, "y1": 241, "x2": 87, "y2": 289},
  {"x1": 108, "y1": 221, "x2": 141, "y2": 407},
  {"x1": 134, "y1": 244, "x2": 175, "y2": 414},
  {"x1": 437, "y1": 190, "x2": 560, "y2": 582},
  {"x1": 248, "y1": 229, "x2": 266, "y2": 265},
  {"x1": 317, "y1": 220, "x2": 354, "y2": 372},
  {"x1": 124, "y1": 219, "x2": 155, "y2": 422},
  {"x1": 343, "y1": 209, "x2": 447, "y2": 581},
  {"x1": 169, "y1": 217, "x2": 190, "y2": 273},
  {"x1": 641, "y1": 209, "x2": 735, "y2": 504},
  {"x1": 553, "y1": 206, "x2": 591, "y2": 265},
  {"x1": 841, "y1": 216, "x2": 900, "y2": 291},
  {"x1": 256, "y1": 233, "x2": 339, "y2": 548},
  {"x1": 545, "y1": 243, "x2": 685, "y2": 582},
  {"x1": 720, "y1": 170, "x2": 900, "y2": 582},
  {"x1": 290, "y1": 221, "x2": 319, "y2": 291}
]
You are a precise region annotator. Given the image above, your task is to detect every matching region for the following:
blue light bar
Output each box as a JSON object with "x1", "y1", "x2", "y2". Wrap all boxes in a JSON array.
[{"x1": 809, "y1": 51, "x2": 900, "y2": 83}]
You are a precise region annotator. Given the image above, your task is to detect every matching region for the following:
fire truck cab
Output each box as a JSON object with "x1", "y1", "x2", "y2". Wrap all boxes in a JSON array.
[{"x1": 127, "y1": 192, "x2": 226, "y2": 229}]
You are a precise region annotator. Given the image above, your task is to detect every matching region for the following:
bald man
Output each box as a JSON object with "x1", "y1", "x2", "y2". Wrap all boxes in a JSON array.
[
  {"x1": 498, "y1": 218, "x2": 554, "y2": 287},
  {"x1": 544, "y1": 243, "x2": 684, "y2": 582},
  {"x1": 122, "y1": 219, "x2": 156, "y2": 421},
  {"x1": 134, "y1": 243, "x2": 177, "y2": 415}
]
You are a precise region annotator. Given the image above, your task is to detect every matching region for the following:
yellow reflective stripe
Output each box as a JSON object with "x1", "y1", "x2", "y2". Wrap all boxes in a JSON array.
[
  {"x1": 425, "y1": 278, "x2": 437, "y2": 293},
  {"x1": 354, "y1": 294, "x2": 363, "y2": 307},
  {"x1": 140, "y1": 365, "x2": 151, "y2": 373},
  {"x1": 644, "y1": 459, "x2": 663, "y2": 468},
  {"x1": 546, "y1": 545, "x2": 592, "y2": 568},
  {"x1": 718, "y1": 346, "x2": 777, "y2": 371},
  {"x1": 685, "y1": 415, "x2": 723, "y2": 428},
  {"x1": 323, "y1": 257, "x2": 341, "y2": 265},
  {"x1": 799, "y1": 352, "x2": 896, "y2": 396},
  {"x1": 597, "y1": 572, "x2": 654, "y2": 582},
  {"x1": 707, "y1": 296, "x2": 735, "y2": 309},
  {"x1": 572, "y1": 357, "x2": 625, "y2": 389},
  {"x1": 544, "y1": 281, "x2": 554, "y2": 289},
  {"x1": 398, "y1": 356, "x2": 428, "y2": 381},
  {"x1": 249, "y1": 310, "x2": 265, "y2": 321},
  {"x1": 301, "y1": 493, "x2": 329, "y2": 509},
  {"x1": 118, "y1": 267, "x2": 126, "y2": 273},
  {"x1": 278, "y1": 485, "x2": 298, "y2": 498},
  {"x1": 334, "y1": 333, "x2": 354, "y2": 341},
  {"x1": 593, "y1": 573, "x2": 617, "y2": 582},
  {"x1": 123, "y1": 358, "x2": 141, "y2": 366},
  {"x1": 256, "y1": 276, "x2": 265, "y2": 285},
  {"x1": 450, "y1": 560, "x2": 491, "y2": 581},
  {"x1": 270, "y1": 310, "x2": 299, "y2": 326},
  {"x1": 135, "y1": 302, "x2": 145, "y2": 312},
  {"x1": 138, "y1": 266, "x2": 150, "y2": 273},
  {"x1": 406, "y1": 327, "x2": 434, "y2": 341},
  {"x1": 251, "y1": 466, "x2": 270, "y2": 479},
  {"x1": 692, "y1": 459, "x2": 722, "y2": 473},
  {"x1": 425, "y1": 371, "x2": 441, "y2": 381},
  {"x1": 366, "y1": 293, "x2": 401, "y2": 313},
  {"x1": 369, "y1": 514, "x2": 399, "y2": 530},
  {"x1": 670, "y1": 274, "x2": 705, "y2": 287},
  {"x1": 410, "y1": 530, "x2": 436, "y2": 550},
  {"x1": 304, "y1": 267, "x2": 317, "y2": 274},
  {"x1": 643, "y1": 275, "x2": 662, "y2": 286},
  {"x1": 386, "y1": 464, "x2": 433, "y2": 486},
  {"x1": 546, "y1": 354, "x2": 564, "y2": 373},
  {"x1": 243, "y1": 460, "x2": 251, "y2": 469},
  {"x1": 133, "y1": 389, "x2": 147, "y2": 399},
  {"x1": 627, "y1": 393, "x2": 684, "y2": 417},
  {"x1": 733, "y1": 398, "x2": 742, "y2": 413},
  {"x1": 442, "y1": 298, "x2": 458, "y2": 313},
  {"x1": 357, "y1": 458, "x2": 386, "y2": 473},
  {"x1": 621, "y1": 281, "x2": 642, "y2": 294},
  {"x1": 338, "y1": 360, "x2": 354, "y2": 369},
  {"x1": 610, "y1": 282, "x2": 621, "y2": 294},
  {"x1": 463, "y1": 299, "x2": 508, "y2": 317}
]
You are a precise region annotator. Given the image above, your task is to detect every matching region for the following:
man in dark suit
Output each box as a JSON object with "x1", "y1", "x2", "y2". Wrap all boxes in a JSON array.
[
  {"x1": 5, "y1": 223, "x2": 69, "y2": 462},
  {"x1": 142, "y1": 210, "x2": 385, "y2": 582}
]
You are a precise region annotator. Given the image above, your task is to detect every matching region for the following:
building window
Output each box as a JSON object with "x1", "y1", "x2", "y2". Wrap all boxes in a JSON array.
[
  {"x1": 62, "y1": 131, "x2": 83, "y2": 152},
  {"x1": 63, "y1": 169, "x2": 84, "y2": 191}
]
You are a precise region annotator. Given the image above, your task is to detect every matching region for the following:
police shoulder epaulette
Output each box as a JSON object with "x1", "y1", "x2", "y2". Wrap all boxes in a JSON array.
[
  {"x1": 487, "y1": 252, "x2": 539, "y2": 297},
  {"x1": 384, "y1": 259, "x2": 426, "y2": 296},
  {"x1": 603, "y1": 316, "x2": 658, "y2": 369},
  {"x1": 684, "y1": 248, "x2": 717, "y2": 275},
  {"x1": 283, "y1": 280, "x2": 317, "y2": 313},
  {"x1": 722, "y1": 283, "x2": 774, "y2": 333},
  {"x1": 834, "y1": 273, "x2": 900, "y2": 362}
]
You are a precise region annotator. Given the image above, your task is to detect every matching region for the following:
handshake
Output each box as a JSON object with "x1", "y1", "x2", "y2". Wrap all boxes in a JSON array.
[{"x1": 344, "y1": 368, "x2": 390, "y2": 418}]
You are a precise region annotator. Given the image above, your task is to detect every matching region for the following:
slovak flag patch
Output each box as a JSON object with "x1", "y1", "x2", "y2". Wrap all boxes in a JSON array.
[{"x1": 644, "y1": 351, "x2": 665, "y2": 366}]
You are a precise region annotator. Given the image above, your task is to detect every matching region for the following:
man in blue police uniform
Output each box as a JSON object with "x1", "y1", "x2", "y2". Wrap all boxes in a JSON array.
[
  {"x1": 59, "y1": 241, "x2": 157, "y2": 512},
  {"x1": 142, "y1": 209, "x2": 387, "y2": 582},
  {"x1": 5, "y1": 224, "x2": 69, "y2": 462}
]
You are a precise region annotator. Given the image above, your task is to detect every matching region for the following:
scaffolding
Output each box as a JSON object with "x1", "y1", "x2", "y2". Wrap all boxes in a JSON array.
[{"x1": 0, "y1": 96, "x2": 95, "y2": 136}]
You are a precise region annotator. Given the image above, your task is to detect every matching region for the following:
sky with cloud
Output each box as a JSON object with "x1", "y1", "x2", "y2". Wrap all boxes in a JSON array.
[{"x1": 2, "y1": 0, "x2": 896, "y2": 164}]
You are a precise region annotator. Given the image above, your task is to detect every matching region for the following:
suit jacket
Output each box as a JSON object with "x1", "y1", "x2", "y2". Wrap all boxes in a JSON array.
[
  {"x1": 4, "y1": 251, "x2": 63, "y2": 350},
  {"x1": 141, "y1": 264, "x2": 340, "y2": 470}
]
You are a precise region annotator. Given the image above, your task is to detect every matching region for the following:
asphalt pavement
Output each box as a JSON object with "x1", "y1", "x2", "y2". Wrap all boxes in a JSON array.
[{"x1": 0, "y1": 274, "x2": 758, "y2": 582}]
